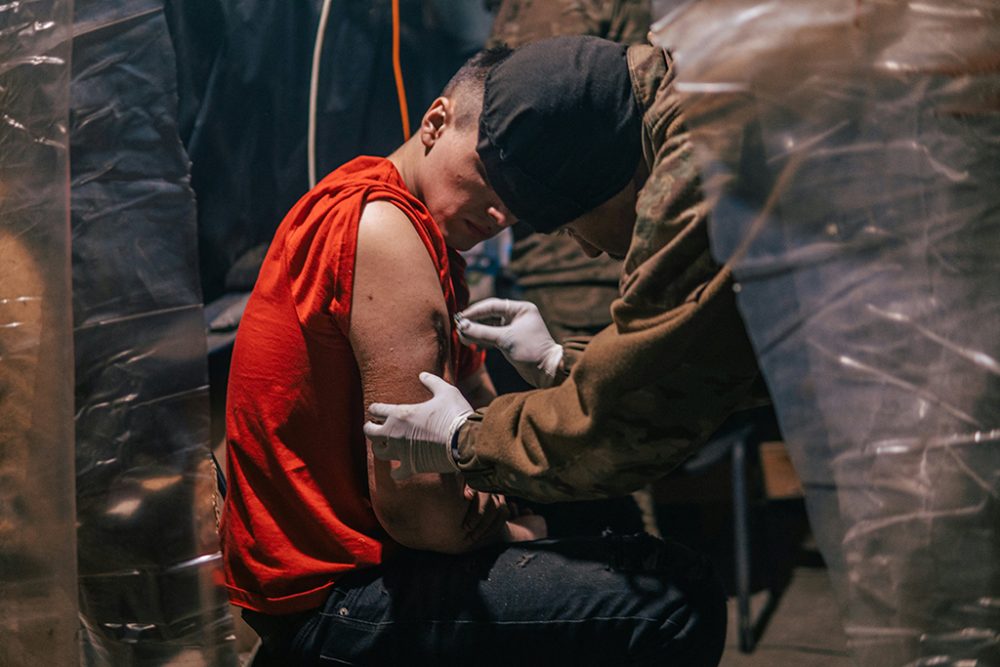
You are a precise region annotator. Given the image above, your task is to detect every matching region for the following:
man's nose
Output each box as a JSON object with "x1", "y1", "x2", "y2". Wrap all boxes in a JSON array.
[
  {"x1": 566, "y1": 228, "x2": 602, "y2": 258},
  {"x1": 487, "y1": 205, "x2": 514, "y2": 229}
]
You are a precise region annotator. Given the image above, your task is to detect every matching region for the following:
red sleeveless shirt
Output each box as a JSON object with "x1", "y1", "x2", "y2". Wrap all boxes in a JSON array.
[{"x1": 221, "y1": 156, "x2": 483, "y2": 614}]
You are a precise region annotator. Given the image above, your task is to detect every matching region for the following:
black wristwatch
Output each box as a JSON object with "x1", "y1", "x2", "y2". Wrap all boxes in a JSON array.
[{"x1": 450, "y1": 426, "x2": 462, "y2": 462}]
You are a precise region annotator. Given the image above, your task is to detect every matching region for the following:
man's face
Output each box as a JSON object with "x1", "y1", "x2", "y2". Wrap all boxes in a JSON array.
[
  {"x1": 557, "y1": 181, "x2": 639, "y2": 261},
  {"x1": 420, "y1": 99, "x2": 514, "y2": 251}
]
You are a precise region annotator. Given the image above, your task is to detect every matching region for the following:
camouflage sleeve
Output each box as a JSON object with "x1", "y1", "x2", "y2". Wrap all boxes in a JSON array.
[
  {"x1": 456, "y1": 268, "x2": 759, "y2": 501},
  {"x1": 454, "y1": 47, "x2": 762, "y2": 503},
  {"x1": 487, "y1": 0, "x2": 651, "y2": 49}
]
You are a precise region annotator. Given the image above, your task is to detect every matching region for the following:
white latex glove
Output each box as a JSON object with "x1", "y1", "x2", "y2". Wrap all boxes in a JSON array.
[
  {"x1": 455, "y1": 298, "x2": 564, "y2": 388},
  {"x1": 364, "y1": 372, "x2": 473, "y2": 479}
]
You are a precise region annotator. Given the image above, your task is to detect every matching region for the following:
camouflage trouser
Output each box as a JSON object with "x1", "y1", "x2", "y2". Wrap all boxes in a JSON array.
[{"x1": 486, "y1": 0, "x2": 652, "y2": 343}]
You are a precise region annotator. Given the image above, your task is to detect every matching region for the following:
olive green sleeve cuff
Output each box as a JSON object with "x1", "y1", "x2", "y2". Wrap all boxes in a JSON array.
[
  {"x1": 560, "y1": 336, "x2": 589, "y2": 378},
  {"x1": 454, "y1": 410, "x2": 507, "y2": 492}
]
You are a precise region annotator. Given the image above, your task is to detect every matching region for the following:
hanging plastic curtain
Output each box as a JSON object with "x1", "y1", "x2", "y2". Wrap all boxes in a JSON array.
[
  {"x1": 70, "y1": 1, "x2": 237, "y2": 664},
  {"x1": 652, "y1": 2, "x2": 1000, "y2": 665},
  {"x1": 0, "y1": 0, "x2": 79, "y2": 664},
  {"x1": 168, "y1": 0, "x2": 479, "y2": 305}
]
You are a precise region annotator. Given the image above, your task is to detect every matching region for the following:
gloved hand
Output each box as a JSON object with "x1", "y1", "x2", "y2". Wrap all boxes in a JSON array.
[
  {"x1": 364, "y1": 372, "x2": 473, "y2": 479},
  {"x1": 455, "y1": 298, "x2": 564, "y2": 388}
]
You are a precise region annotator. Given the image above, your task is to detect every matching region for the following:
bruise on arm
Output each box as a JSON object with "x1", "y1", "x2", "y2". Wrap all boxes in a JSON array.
[
  {"x1": 431, "y1": 309, "x2": 449, "y2": 383},
  {"x1": 348, "y1": 200, "x2": 504, "y2": 553},
  {"x1": 428, "y1": 308, "x2": 498, "y2": 408}
]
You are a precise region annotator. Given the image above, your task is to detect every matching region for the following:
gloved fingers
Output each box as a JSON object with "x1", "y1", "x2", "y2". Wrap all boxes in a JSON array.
[
  {"x1": 455, "y1": 318, "x2": 507, "y2": 348},
  {"x1": 418, "y1": 371, "x2": 456, "y2": 396},
  {"x1": 389, "y1": 461, "x2": 417, "y2": 481},
  {"x1": 362, "y1": 416, "x2": 392, "y2": 442},
  {"x1": 368, "y1": 434, "x2": 395, "y2": 458},
  {"x1": 459, "y1": 297, "x2": 515, "y2": 323},
  {"x1": 363, "y1": 419, "x2": 387, "y2": 442},
  {"x1": 366, "y1": 402, "x2": 392, "y2": 421}
]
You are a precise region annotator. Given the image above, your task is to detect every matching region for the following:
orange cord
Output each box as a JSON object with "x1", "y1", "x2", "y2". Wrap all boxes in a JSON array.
[{"x1": 391, "y1": 0, "x2": 411, "y2": 141}]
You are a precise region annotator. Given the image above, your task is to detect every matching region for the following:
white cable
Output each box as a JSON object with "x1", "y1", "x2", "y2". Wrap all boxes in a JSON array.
[{"x1": 308, "y1": 0, "x2": 334, "y2": 188}]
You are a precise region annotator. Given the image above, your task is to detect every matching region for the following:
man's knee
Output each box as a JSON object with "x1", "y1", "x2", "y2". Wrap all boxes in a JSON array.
[
  {"x1": 654, "y1": 569, "x2": 727, "y2": 667},
  {"x1": 613, "y1": 534, "x2": 727, "y2": 666}
]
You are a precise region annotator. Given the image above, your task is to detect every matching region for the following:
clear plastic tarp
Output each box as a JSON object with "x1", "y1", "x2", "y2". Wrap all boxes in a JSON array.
[
  {"x1": 70, "y1": 1, "x2": 237, "y2": 664},
  {"x1": 0, "y1": 0, "x2": 79, "y2": 664},
  {"x1": 652, "y1": 2, "x2": 1000, "y2": 665}
]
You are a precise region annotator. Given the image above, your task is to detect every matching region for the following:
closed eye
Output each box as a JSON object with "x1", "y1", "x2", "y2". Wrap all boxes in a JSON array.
[{"x1": 474, "y1": 157, "x2": 489, "y2": 185}]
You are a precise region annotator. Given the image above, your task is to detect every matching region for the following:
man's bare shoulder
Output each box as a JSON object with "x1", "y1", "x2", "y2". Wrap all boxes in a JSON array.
[
  {"x1": 354, "y1": 200, "x2": 439, "y2": 289},
  {"x1": 358, "y1": 199, "x2": 414, "y2": 229},
  {"x1": 351, "y1": 199, "x2": 448, "y2": 364},
  {"x1": 357, "y1": 199, "x2": 424, "y2": 249}
]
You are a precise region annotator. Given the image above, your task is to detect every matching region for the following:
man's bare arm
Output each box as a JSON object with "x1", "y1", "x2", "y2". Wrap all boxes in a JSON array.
[{"x1": 349, "y1": 200, "x2": 508, "y2": 554}]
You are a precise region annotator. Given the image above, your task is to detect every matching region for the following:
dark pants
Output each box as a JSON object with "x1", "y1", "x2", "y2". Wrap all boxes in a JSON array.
[{"x1": 244, "y1": 533, "x2": 726, "y2": 667}]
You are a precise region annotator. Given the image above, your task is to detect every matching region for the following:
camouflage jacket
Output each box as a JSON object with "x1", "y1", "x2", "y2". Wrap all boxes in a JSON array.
[
  {"x1": 456, "y1": 44, "x2": 764, "y2": 501},
  {"x1": 487, "y1": 0, "x2": 651, "y2": 49},
  {"x1": 488, "y1": 0, "x2": 651, "y2": 343}
]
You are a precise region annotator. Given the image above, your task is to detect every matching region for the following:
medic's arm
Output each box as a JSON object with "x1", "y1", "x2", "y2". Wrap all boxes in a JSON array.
[{"x1": 451, "y1": 46, "x2": 763, "y2": 501}]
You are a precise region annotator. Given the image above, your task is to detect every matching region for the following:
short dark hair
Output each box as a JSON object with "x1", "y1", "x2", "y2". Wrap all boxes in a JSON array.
[{"x1": 443, "y1": 46, "x2": 513, "y2": 129}]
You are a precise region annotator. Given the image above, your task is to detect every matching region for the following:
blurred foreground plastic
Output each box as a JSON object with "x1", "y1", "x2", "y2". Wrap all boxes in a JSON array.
[
  {"x1": 652, "y1": 2, "x2": 1000, "y2": 665},
  {"x1": 69, "y1": 1, "x2": 237, "y2": 664},
  {"x1": 0, "y1": 1, "x2": 79, "y2": 664}
]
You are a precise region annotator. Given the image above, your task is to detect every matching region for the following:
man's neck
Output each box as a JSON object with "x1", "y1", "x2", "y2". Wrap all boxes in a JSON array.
[{"x1": 388, "y1": 140, "x2": 422, "y2": 200}]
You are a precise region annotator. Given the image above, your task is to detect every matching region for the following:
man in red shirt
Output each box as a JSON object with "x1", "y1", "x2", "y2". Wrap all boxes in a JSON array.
[{"x1": 222, "y1": 46, "x2": 726, "y2": 666}]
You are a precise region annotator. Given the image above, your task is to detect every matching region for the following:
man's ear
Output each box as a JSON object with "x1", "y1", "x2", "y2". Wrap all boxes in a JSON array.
[{"x1": 420, "y1": 97, "x2": 452, "y2": 149}]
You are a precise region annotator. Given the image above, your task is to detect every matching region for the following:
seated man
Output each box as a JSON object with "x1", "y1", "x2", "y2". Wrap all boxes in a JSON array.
[{"x1": 221, "y1": 47, "x2": 726, "y2": 666}]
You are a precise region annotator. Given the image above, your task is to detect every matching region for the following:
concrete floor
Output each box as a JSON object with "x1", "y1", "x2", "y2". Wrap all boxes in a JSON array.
[
  {"x1": 720, "y1": 567, "x2": 852, "y2": 667},
  {"x1": 649, "y1": 457, "x2": 855, "y2": 667}
]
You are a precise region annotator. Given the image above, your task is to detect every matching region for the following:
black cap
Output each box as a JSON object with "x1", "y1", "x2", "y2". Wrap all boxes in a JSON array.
[{"x1": 477, "y1": 35, "x2": 642, "y2": 233}]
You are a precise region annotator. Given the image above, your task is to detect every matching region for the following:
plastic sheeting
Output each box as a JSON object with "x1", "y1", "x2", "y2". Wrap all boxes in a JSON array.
[
  {"x1": 71, "y1": 0, "x2": 236, "y2": 664},
  {"x1": 0, "y1": 1, "x2": 79, "y2": 664},
  {"x1": 165, "y1": 0, "x2": 485, "y2": 303},
  {"x1": 652, "y1": 2, "x2": 1000, "y2": 665}
]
